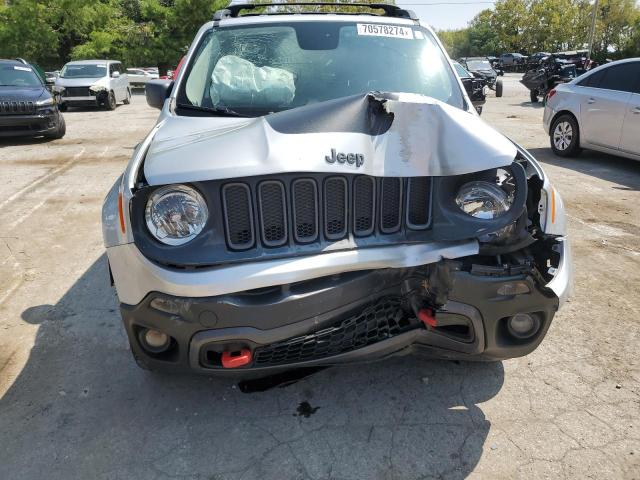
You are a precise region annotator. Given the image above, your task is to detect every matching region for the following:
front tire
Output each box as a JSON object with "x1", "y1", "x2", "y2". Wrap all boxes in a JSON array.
[
  {"x1": 530, "y1": 89, "x2": 538, "y2": 103},
  {"x1": 550, "y1": 114, "x2": 581, "y2": 157},
  {"x1": 105, "y1": 91, "x2": 117, "y2": 110},
  {"x1": 46, "y1": 115, "x2": 66, "y2": 140},
  {"x1": 495, "y1": 79, "x2": 503, "y2": 97}
]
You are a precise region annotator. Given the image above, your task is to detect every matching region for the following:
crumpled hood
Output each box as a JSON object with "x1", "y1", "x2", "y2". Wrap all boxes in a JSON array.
[{"x1": 144, "y1": 92, "x2": 517, "y2": 185}]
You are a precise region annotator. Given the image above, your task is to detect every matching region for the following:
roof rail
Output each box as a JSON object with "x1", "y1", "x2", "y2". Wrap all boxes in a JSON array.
[{"x1": 213, "y1": 2, "x2": 417, "y2": 21}]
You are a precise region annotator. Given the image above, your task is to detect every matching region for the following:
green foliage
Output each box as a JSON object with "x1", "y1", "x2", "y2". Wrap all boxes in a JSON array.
[
  {"x1": 2, "y1": 0, "x2": 637, "y2": 69},
  {"x1": 0, "y1": 0, "x2": 227, "y2": 70},
  {"x1": 438, "y1": 0, "x2": 640, "y2": 60}
]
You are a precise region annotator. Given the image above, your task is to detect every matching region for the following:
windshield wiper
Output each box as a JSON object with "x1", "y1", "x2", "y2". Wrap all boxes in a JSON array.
[{"x1": 175, "y1": 103, "x2": 248, "y2": 117}]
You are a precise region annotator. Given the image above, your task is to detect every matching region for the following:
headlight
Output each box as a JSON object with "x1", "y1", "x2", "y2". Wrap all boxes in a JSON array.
[
  {"x1": 89, "y1": 84, "x2": 107, "y2": 93},
  {"x1": 456, "y1": 181, "x2": 511, "y2": 219},
  {"x1": 145, "y1": 185, "x2": 208, "y2": 245},
  {"x1": 36, "y1": 97, "x2": 54, "y2": 107}
]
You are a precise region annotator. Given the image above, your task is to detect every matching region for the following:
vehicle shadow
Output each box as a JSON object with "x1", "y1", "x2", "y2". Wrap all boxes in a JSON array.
[
  {"x1": 518, "y1": 101, "x2": 544, "y2": 109},
  {"x1": 0, "y1": 135, "x2": 57, "y2": 147},
  {"x1": 528, "y1": 147, "x2": 640, "y2": 192},
  {"x1": 0, "y1": 255, "x2": 504, "y2": 479}
]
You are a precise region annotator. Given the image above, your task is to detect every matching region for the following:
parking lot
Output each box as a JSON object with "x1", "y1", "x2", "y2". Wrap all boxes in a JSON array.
[{"x1": 0, "y1": 75, "x2": 638, "y2": 479}]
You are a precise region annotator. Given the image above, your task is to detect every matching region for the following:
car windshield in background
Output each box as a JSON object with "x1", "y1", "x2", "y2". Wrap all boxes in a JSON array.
[
  {"x1": 453, "y1": 63, "x2": 472, "y2": 78},
  {"x1": 178, "y1": 22, "x2": 464, "y2": 116},
  {"x1": 467, "y1": 60, "x2": 492, "y2": 70},
  {"x1": 60, "y1": 64, "x2": 107, "y2": 78},
  {"x1": 0, "y1": 65, "x2": 42, "y2": 87}
]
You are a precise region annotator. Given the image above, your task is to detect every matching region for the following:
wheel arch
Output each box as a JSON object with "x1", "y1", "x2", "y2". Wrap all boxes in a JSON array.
[{"x1": 549, "y1": 110, "x2": 579, "y2": 136}]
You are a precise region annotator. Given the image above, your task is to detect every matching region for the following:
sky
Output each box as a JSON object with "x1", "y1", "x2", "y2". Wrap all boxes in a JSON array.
[{"x1": 395, "y1": 0, "x2": 496, "y2": 30}]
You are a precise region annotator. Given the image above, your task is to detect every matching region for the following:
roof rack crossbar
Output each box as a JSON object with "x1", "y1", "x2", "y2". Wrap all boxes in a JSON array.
[{"x1": 214, "y1": 2, "x2": 417, "y2": 21}]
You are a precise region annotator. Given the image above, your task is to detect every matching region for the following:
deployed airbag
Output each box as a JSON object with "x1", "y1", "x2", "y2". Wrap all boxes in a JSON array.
[{"x1": 210, "y1": 55, "x2": 295, "y2": 108}]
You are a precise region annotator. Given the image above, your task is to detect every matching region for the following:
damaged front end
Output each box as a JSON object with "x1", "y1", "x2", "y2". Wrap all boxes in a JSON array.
[{"x1": 103, "y1": 92, "x2": 570, "y2": 374}]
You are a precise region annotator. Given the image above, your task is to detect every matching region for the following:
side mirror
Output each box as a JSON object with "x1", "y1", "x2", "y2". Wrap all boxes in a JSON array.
[
  {"x1": 111, "y1": 71, "x2": 120, "y2": 78},
  {"x1": 146, "y1": 79, "x2": 174, "y2": 109}
]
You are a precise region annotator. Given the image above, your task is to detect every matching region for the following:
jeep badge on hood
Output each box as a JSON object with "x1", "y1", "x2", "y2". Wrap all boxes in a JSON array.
[{"x1": 325, "y1": 148, "x2": 365, "y2": 167}]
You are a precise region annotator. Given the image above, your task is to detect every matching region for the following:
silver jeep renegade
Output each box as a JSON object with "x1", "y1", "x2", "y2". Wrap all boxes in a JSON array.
[{"x1": 102, "y1": 2, "x2": 572, "y2": 374}]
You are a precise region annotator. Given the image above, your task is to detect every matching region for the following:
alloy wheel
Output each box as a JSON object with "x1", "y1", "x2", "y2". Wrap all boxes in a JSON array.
[{"x1": 553, "y1": 121, "x2": 573, "y2": 151}]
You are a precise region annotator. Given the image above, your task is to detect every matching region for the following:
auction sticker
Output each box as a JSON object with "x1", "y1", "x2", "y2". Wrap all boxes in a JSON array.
[{"x1": 357, "y1": 23, "x2": 414, "y2": 39}]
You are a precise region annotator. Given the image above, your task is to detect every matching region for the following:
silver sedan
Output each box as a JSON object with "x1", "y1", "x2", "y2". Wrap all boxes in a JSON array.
[{"x1": 543, "y1": 58, "x2": 640, "y2": 160}]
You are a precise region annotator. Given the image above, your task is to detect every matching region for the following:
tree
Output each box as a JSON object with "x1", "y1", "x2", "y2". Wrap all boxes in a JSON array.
[{"x1": 436, "y1": 0, "x2": 639, "y2": 60}]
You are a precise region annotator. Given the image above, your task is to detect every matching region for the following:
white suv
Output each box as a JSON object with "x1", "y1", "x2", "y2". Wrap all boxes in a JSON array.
[
  {"x1": 56, "y1": 60, "x2": 131, "y2": 110},
  {"x1": 543, "y1": 58, "x2": 640, "y2": 160}
]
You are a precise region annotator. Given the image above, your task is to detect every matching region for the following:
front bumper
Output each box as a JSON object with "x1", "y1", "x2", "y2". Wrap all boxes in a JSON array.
[
  {"x1": 115, "y1": 238, "x2": 570, "y2": 374},
  {"x1": 0, "y1": 111, "x2": 60, "y2": 138},
  {"x1": 62, "y1": 91, "x2": 108, "y2": 107}
]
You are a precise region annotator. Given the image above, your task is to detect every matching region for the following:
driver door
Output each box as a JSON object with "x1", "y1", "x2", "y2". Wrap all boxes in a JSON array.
[
  {"x1": 577, "y1": 64, "x2": 633, "y2": 149},
  {"x1": 619, "y1": 62, "x2": 640, "y2": 156}
]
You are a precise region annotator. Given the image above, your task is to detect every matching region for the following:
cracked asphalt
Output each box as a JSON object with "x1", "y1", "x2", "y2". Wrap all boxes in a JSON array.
[{"x1": 1, "y1": 76, "x2": 639, "y2": 479}]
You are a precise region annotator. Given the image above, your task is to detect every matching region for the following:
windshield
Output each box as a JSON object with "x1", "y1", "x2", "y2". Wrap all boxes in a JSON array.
[
  {"x1": 60, "y1": 64, "x2": 107, "y2": 79},
  {"x1": 177, "y1": 22, "x2": 464, "y2": 116},
  {"x1": 466, "y1": 60, "x2": 492, "y2": 70},
  {"x1": 0, "y1": 64, "x2": 42, "y2": 87},
  {"x1": 453, "y1": 63, "x2": 471, "y2": 78}
]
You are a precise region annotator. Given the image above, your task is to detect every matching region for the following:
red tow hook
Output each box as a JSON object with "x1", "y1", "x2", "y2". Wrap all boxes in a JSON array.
[
  {"x1": 417, "y1": 308, "x2": 437, "y2": 328},
  {"x1": 221, "y1": 349, "x2": 253, "y2": 369}
]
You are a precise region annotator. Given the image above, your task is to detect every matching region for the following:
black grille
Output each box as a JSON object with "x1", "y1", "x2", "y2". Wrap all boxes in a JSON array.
[
  {"x1": 258, "y1": 181, "x2": 287, "y2": 247},
  {"x1": 0, "y1": 101, "x2": 35, "y2": 115},
  {"x1": 253, "y1": 297, "x2": 418, "y2": 366},
  {"x1": 292, "y1": 179, "x2": 318, "y2": 243},
  {"x1": 324, "y1": 177, "x2": 348, "y2": 240},
  {"x1": 219, "y1": 174, "x2": 431, "y2": 251},
  {"x1": 380, "y1": 178, "x2": 402, "y2": 233},
  {"x1": 407, "y1": 177, "x2": 431, "y2": 229},
  {"x1": 63, "y1": 87, "x2": 93, "y2": 97},
  {"x1": 222, "y1": 183, "x2": 255, "y2": 250}
]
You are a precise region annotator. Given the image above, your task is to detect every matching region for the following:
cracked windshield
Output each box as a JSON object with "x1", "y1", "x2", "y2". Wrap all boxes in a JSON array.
[{"x1": 179, "y1": 22, "x2": 463, "y2": 116}]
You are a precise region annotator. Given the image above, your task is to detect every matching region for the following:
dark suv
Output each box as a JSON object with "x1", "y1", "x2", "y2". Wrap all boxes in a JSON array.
[{"x1": 0, "y1": 59, "x2": 66, "y2": 139}]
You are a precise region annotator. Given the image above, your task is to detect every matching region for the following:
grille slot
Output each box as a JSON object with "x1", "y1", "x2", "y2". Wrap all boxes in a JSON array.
[
  {"x1": 63, "y1": 87, "x2": 93, "y2": 97},
  {"x1": 0, "y1": 101, "x2": 35, "y2": 115},
  {"x1": 222, "y1": 183, "x2": 255, "y2": 250},
  {"x1": 258, "y1": 181, "x2": 287, "y2": 247},
  {"x1": 292, "y1": 179, "x2": 318, "y2": 243},
  {"x1": 253, "y1": 297, "x2": 418, "y2": 366},
  {"x1": 324, "y1": 176, "x2": 348, "y2": 240},
  {"x1": 217, "y1": 174, "x2": 431, "y2": 252},
  {"x1": 380, "y1": 178, "x2": 402, "y2": 233},
  {"x1": 353, "y1": 176, "x2": 375, "y2": 236},
  {"x1": 406, "y1": 177, "x2": 431, "y2": 229}
]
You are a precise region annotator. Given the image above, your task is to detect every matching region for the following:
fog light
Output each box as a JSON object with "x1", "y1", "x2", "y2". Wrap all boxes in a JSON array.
[
  {"x1": 138, "y1": 328, "x2": 171, "y2": 353},
  {"x1": 507, "y1": 313, "x2": 540, "y2": 339}
]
